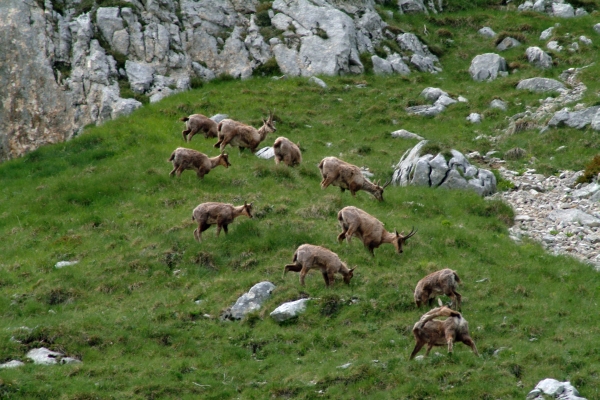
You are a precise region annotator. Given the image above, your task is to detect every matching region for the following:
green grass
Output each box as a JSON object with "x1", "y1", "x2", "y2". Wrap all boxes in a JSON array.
[{"x1": 2, "y1": 5, "x2": 600, "y2": 399}]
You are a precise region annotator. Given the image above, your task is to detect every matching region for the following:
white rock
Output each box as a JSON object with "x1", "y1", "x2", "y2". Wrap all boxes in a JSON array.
[
  {"x1": 270, "y1": 299, "x2": 310, "y2": 322},
  {"x1": 26, "y1": 347, "x2": 62, "y2": 365},
  {"x1": 55, "y1": 261, "x2": 79, "y2": 268},
  {"x1": 0, "y1": 360, "x2": 25, "y2": 369},
  {"x1": 255, "y1": 147, "x2": 275, "y2": 159},
  {"x1": 391, "y1": 130, "x2": 424, "y2": 140}
]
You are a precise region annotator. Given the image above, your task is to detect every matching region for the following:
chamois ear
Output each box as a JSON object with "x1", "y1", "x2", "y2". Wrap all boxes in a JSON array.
[{"x1": 395, "y1": 229, "x2": 399, "y2": 236}]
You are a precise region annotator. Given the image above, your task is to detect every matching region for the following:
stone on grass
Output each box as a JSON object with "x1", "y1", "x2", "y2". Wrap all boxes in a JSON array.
[
  {"x1": 552, "y1": 3, "x2": 574, "y2": 18},
  {"x1": 579, "y1": 36, "x2": 592, "y2": 45},
  {"x1": 26, "y1": 347, "x2": 63, "y2": 365},
  {"x1": 540, "y1": 27, "x2": 554, "y2": 40},
  {"x1": 547, "y1": 41, "x2": 563, "y2": 52},
  {"x1": 526, "y1": 47, "x2": 553, "y2": 69},
  {"x1": 467, "y1": 113, "x2": 482, "y2": 124},
  {"x1": 55, "y1": 261, "x2": 79, "y2": 268},
  {"x1": 210, "y1": 114, "x2": 228, "y2": 124},
  {"x1": 469, "y1": 53, "x2": 507, "y2": 81},
  {"x1": 308, "y1": 76, "x2": 327, "y2": 89},
  {"x1": 0, "y1": 360, "x2": 25, "y2": 369},
  {"x1": 372, "y1": 55, "x2": 393, "y2": 75},
  {"x1": 478, "y1": 27, "x2": 496, "y2": 38},
  {"x1": 516, "y1": 78, "x2": 565, "y2": 93},
  {"x1": 270, "y1": 299, "x2": 310, "y2": 322},
  {"x1": 255, "y1": 147, "x2": 275, "y2": 159},
  {"x1": 527, "y1": 378, "x2": 586, "y2": 400},
  {"x1": 226, "y1": 281, "x2": 275, "y2": 320},
  {"x1": 496, "y1": 37, "x2": 521, "y2": 51},
  {"x1": 594, "y1": 23, "x2": 600, "y2": 35},
  {"x1": 490, "y1": 99, "x2": 507, "y2": 111},
  {"x1": 391, "y1": 130, "x2": 424, "y2": 140},
  {"x1": 420, "y1": 87, "x2": 448, "y2": 102}
]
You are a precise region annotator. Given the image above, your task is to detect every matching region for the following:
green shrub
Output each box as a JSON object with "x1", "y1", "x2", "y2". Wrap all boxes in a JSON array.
[{"x1": 576, "y1": 154, "x2": 600, "y2": 184}]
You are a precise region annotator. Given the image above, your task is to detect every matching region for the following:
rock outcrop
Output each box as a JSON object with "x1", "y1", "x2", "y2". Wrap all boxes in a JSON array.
[
  {"x1": 392, "y1": 140, "x2": 497, "y2": 196},
  {"x1": 222, "y1": 281, "x2": 275, "y2": 320}
]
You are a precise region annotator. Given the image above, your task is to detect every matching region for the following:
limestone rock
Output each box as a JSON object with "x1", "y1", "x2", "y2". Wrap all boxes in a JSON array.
[
  {"x1": 478, "y1": 27, "x2": 496, "y2": 38},
  {"x1": 309, "y1": 76, "x2": 327, "y2": 89},
  {"x1": 594, "y1": 23, "x2": 600, "y2": 35},
  {"x1": 466, "y1": 113, "x2": 482, "y2": 124},
  {"x1": 548, "y1": 106, "x2": 600, "y2": 129},
  {"x1": 26, "y1": 347, "x2": 63, "y2": 365},
  {"x1": 0, "y1": 360, "x2": 25, "y2": 369},
  {"x1": 540, "y1": 27, "x2": 554, "y2": 40},
  {"x1": 496, "y1": 37, "x2": 521, "y2": 51},
  {"x1": 372, "y1": 55, "x2": 393, "y2": 75},
  {"x1": 547, "y1": 40, "x2": 564, "y2": 52},
  {"x1": 552, "y1": 3, "x2": 575, "y2": 18},
  {"x1": 226, "y1": 281, "x2": 276, "y2": 320},
  {"x1": 548, "y1": 209, "x2": 600, "y2": 227},
  {"x1": 526, "y1": 46, "x2": 553, "y2": 69},
  {"x1": 527, "y1": 378, "x2": 586, "y2": 400},
  {"x1": 420, "y1": 87, "x2": 448, "y2": 102},
  {"x1": 391, "y1": 130, "x2": 424, "y2": 140},
  {"x1": 270, "y1": 299, "x2": 310, "y2": 322},
  {"x1": 490, "y1": 99, "x2": 508, "y2": 111},
  {"x1": 469, "y1": 53, "x2": 507, "y2": 81},
  {"x1": 255, "y1": 147, "x2": 275, "y2": 159},
  {"x1": 516, "y1": 78, "x2": 565, "y2": 93}
]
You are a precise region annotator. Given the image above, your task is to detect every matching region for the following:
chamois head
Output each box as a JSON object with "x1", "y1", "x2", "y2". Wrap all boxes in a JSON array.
[
  {"x1": 392, "y1": 226, "x2": 417, "y2": 254},
  {"x1": 372, "y1": 178, "x2": 392, "y2": 202},
  {"x1": 219, "y1": 153, "x2": 231, "y2": 168},
  {"x1": 343, "y1": 267, "x2": 356, "y2": 285},
  {"x1": 261, "y1": 111, "x2": 277, "y2": 134},
  {"x1": 242, "y1": 201, "x2": 254, "y2": 218}
]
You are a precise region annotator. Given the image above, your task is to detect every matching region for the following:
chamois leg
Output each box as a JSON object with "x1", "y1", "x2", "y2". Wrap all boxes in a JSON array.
[
  {"x1": 194, "y1": 221, "x2": 210, "y2": 242},
  {"x1": 337, "y1": 230, "x2": 347, "y2": 243},
  {"x1": 462, "y1": 337, "x2": 478, "y2": 356},
  {"x1": 169, "y1": 165, "x2": 178, "y2": 177},
  {"x1": 213, "y1": 139, "x2": 223, "y2": 148},
  {"x1": 425, "y1": 344, "x2": 434, "y2": 356},
  {"x1": 176, "y1": 167, "x2": 185, "y2": 177},
  {"x1": 367, "y1": 244, "x2": 375, "y2": 257},
  {"x1": 182, "y1": 129, "x2": 190, "y2": 141},
  {"x1": 321, "y1": 271, "x2": 330, "y2": 287},
  {"x1": 452, "y1": 291, "x2": 462, "y2": 310},
  {"x1": 222, "y1": 224, "x2": 229, "y2": 235},
  {"x1": 320, "y1": 174, "x2": 337, "y2": 189},
  {"x1": 409, "y1": 342, "x2": 425, "y2": 360},
  {"x1": 299, "y1": 268, "x2": 309, "y2": 286},
  {"x1": 327, "y1": 271, "x2": 335, "y2": 287},
  {"x1": 446, "y1": 335, "x2": 455, "y2": 354},
  {"x1": 193, "y1": 227, "x2": 200, "y2": 242},
  {"x1": 343, "y1": 225, "x2": 356, "y2": 244},
  {"x1": 187, "y1": 130, "x2": 197, "y2": 142},
  {"x1": 196, "y1": 169, "x2": 206, "y2": 179}
]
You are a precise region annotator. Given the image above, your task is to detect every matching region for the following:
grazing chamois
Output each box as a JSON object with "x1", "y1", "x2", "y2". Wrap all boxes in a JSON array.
[
  {"x1": 213, "y1": 111, "x2": 276, "y2": 154},
  {"x1": 409, "y1": 301, "x2": 478, "y2": 360},
  {"x1": 168, "y1": 147, "x2": 230, "y2": 179},
  {"x1": 191, "y1": 201, "x2": 253, "y2": 242},
  {"x1": 414, "y1": 269, "x2": 462, "y2": 310},
  {"x1": 337, "y1": 206, "x2": 416, "y2": 256},
  {"x1": 180, "y1": 114, "x2": 218, "y2": 142},
  {"x1": 273, "y1": 136, "x2": 302, "y2": 166},
  {"x1": 318, "y1": 156, "x2": 390, "y2": 201},
  {"x1": 283, "y1": 244, "x2": 355, "y2": 287}
]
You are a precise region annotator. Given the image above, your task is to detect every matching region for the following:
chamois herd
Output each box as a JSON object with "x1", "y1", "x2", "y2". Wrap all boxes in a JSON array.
[{"x1": 169, "y1": 111, "x2": 477, "y2": 359}]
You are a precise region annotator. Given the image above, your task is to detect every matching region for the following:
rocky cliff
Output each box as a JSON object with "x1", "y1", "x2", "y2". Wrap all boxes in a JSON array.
[{"x1": 1, "y1": 0, "x2": 410, "y2": 161}]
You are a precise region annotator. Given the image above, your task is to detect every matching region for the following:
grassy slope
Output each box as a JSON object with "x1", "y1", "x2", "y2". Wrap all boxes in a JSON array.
[{"x1": 1, "y1": 5, "x2": 600, "y2": 400}]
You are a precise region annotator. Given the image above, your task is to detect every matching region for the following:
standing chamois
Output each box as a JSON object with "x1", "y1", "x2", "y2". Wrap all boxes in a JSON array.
[
  {"x1": 283, "y1": 244, "x2": 355, "y2": 287},
  {"x1": 192, "y1": 201, "x2": 253, "y2": 242},
  {"x1": 168, "y1": 147, "x2": 230, "y2": 179},
  {"x1": 414, "y1": 268, "x2": 462, "y2": 310},
  {"x1": 213, "y1": 111, "x2": 276, "y2": 154},
  {"x1": 318, "y1": 156, "x2": 390, "y2": 201},
  {"x1": 273, "y1": 136, "x2": 302, "y2": 166},
  {"x1": 180, "y1": 114, "x2": 218, "y2": 142},
  {"x1": 409, "y1": 302, "x2": 478, "y2": 360},
  {"x1": 337, "y1": 206, "x2": 416, "y2": 256}
]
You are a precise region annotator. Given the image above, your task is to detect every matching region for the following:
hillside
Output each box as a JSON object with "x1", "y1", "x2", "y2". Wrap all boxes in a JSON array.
[{"x1": 1, "y1": 4, "x2": 600, "y2": 399}]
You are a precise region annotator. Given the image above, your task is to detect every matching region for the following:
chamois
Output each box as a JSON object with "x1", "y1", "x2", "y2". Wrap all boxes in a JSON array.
[
  {"x1": 318, "y1": 156, "x2": 390, "y2": 201},
  {"x1": 337, "y1": 206, "x2": 416, "y2": 256},
  {"x1": 409, "y1": 302, "x2": 478, "y2": 360},
  {"x1": 180, "y1": 114, "x2": 218, "y2": 142},
  {"x1": 273, "y1": 136, "x2": 302, "y2": 166},
  {"x1": 213, "y1": 112, "x2": 276, "y2": 154},
  {"x1": 168, "y1": 147, "x2": 230, "y2": 179},
  {"x1": 414, "y1": 269, "x2": 462, "y2": 310},
  {"x1": 191, "y1": 201, "x2": 253, "y2": 242},
  {"x1": 283, "y1": 244, "x2": 355, "y2": 287}
]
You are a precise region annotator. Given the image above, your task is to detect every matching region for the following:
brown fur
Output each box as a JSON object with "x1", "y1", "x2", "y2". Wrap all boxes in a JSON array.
[
  {"x1": 180, "y1": 114, "x2": 218, "y2": 142},
  {"x1": 213, "y1": 112, "x2": 276, "y2": 154},
  {"x1": 168, "y1": 147, "x2": 230, "y2": 179},
  {"x1": 409, "y1": 305, "x2": 478, "y2": 359},
  {"x1": 191, "y1": 201, "x2": 253, "y2": 241},
  {"x1": 318, "y1": 156, "x2": 390, "y2": 201},
  {"x1": 283, "y1": 244, "x2": 355, "y2": 287},
  {"x1": 273, "y1": 136, "x2": 302, "y2": 167},
  {"x1": 414, "y1": 269, "x2": 462, "y2": 310},
  {"x1": 337, "y1": 206, "x2": 416, "y2": 256}
]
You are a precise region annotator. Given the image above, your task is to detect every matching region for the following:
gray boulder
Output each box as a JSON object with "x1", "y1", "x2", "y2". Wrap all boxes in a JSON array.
[
  {"x1": 466, "y1": 113, "x2": 482, "y2": 124},
  {"x1": 388, "y1": 54, "x2": 411, "y2": 75},
  {"x1": 372, "y1": 56, "x2": 393, "y2": 75},
  {"x1": 516, "y1": 78, "x2": 565, "y2": 93},
  {"x1": 391, "y1": 130, "x2": 424, "y2": 140},
  {"x1": 571, "y1": 183, "x2": 600, "y2": 199},
  {"x1": 552, "y1": 3, "x2": 575, "y2": 18},
  {"x1": 96, "y1": 7, "x2": 124, "y2": 48},
  {"x1": 0, "y1": 360, "x2": 24, "y2": 369},
  {"x1": 548, "y1": 106, "x2": 600, "y2": 129},
  {"x1": 547, "y1": 40, "x2": 563, "y2": 52},
  {"x1": 496, "y1": 37, "x2": 521, "y2": 51},
  {"x1": 308, "y1": 76, "x2": 328, "y2": 89},
  {"x1": 270, "y1": 299, "x2": 310, "y2": 322},
  {"x1": 392, "y1": 140, "x2": 496, "y2": 196},
  {"x1": 434, "y1": 95, "x2": 457, "y2": 107},
  {"x1": 125, "y1": 61, "x2": 155, "y2": 94},
  {"x1": 469, "y1": 53, "x2": 507, "y2": 81},
  {"x1": 26, "y1": 347, "x2": 63, "y2": 365},
  {"x1": 255, "y1": 147, "x2": 275, "y2": 159},
  {"x1": 397, "y1": 33, "x2": 439, "y2": 67},
  {"x1": 490, "y1": 99, "x2": 508, "y2": 111},
  {"x1": 420, "y1": 87, "x2": 448, "y2": 102},
  {"x1": 595, "y1": 23, "x2": 600, "y2": 34},
  {"x1": 591, "y1": 109, "x2": 600, "y2": 131},
  {"x1": 526, "y1": 46, "x2": 553, "y2": 69},
  {"x1": 398, "y1": 0, "x2": 428, "y2": 14},
  {"x1": 478, "y1": 27, "x2": 496, "y2": 38},
  {"x1": 405, "y1": 104, "x2": 446, "y2": 117},
  {"x1": 540, "y1": 27, "x2": 554, "y2": 40},
  {"x1": 548, "y1": 209, "x2": 600, "y2": 227},
  {"x1": 527, "y1": 378, "x2": 586, "y2": 400},
  {"x1": 211, "y1": 114, "x2": 229, "y2": 124},
  {"x1": 227, "y1": 281, "x2": 276, "y2": 320},
  {"x1": 579, "y1": 35, "x2": 592, "y2": 45}
]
